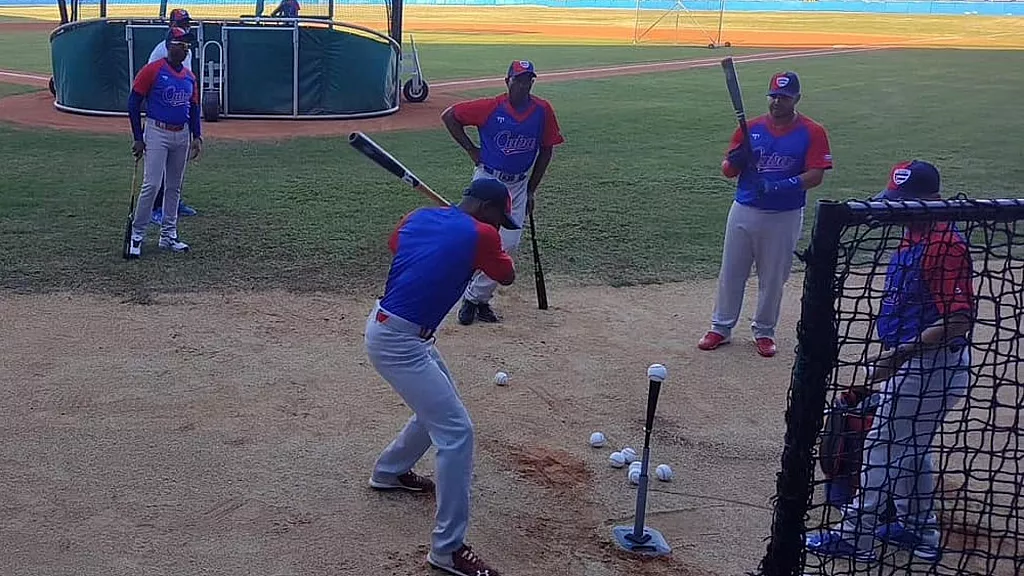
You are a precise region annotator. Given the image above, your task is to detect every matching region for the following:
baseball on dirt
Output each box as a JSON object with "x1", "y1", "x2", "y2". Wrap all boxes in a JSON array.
[
  {"x1": 608, "y1": 451, "x2": 626, "y2": 468},
  {"x1": 589, "y1": 432, "x2": 606, "y2": 447},
  {"x1": 494, "y1": 371, "x2": 509, "y2": 386},
  {"x1": 628, "y1": 467, "x2": 641, "y2": 485},
  {"x1": 621, "y1": 447, "x2": 638, "y2": 463},
  {"x1": 655, "y1": 464, "x2": 673, "y2": 482}
]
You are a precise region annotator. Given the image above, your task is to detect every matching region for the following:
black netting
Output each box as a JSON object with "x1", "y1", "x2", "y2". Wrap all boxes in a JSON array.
[{"x1": 753, "y1": 198, "x2": 1024, "y2": 576}]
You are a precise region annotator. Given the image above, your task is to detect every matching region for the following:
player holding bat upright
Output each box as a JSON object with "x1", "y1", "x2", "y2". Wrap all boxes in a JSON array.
[
  {"x1": 698, "y1": 70, "x2": 833, "y2": 358},
  {"x1": 363, "y1": 177, "x2": 518, "y2": 576}
]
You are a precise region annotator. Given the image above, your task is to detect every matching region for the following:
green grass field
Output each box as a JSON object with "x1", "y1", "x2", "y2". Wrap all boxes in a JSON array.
[
  {"x1": 0, "y1": 81, "x2": 39, "y2": 97},
  {"x1": 2, "y1": 47, "x2": 1023, "y2": 296}
]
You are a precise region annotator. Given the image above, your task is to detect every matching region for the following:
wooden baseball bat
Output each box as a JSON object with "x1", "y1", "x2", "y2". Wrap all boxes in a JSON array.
[
  {"x1": 348, "y1": 131, "x2": 451, "y2": 207},
  {"x1": 720, "y1": 57, "x2": 754, "y2": 157},
  {"x1": 528, "y1": 210, "x2": 549, "y2": 310},
  {"x1": 121, "y1": 156, "x2": 141, "y2": 260}
]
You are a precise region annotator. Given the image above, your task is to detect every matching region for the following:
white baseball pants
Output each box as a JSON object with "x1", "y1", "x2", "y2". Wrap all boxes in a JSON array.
[
  {"x1": 836, "y1": 346, "x2": 970, "y2": 550},
  {"x1": 463, "y1": 165, "x2": 529, "y2": 304},
  {"x1": 131, "y1": 119, "x2": 191, "y2": 239},
  {"x1": 364, "y1": 303, "x2": 475, "y2": 557},
  {"x1": 708, "y1": 200, "x2": 804, "y2": 341}
]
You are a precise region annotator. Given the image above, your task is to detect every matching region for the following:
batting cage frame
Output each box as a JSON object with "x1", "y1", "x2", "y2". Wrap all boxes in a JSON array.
[
  {"x1": 751, "y1": 197, "x2": 1024, "y2": 576},
  {"x1": 632, "y1": 0, "x2": 728, "y2": 48}
]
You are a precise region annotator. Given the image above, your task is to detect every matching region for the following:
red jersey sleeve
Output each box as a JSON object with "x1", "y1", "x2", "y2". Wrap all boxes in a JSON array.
[
  {"x1": 388, "y1": 210, "x2": 416, "y2": 254},
  {"x1": 923, "y1": 235, "x2": 973, "y2": 316},
  {"x1": 539, "y1": 101, "x2": 565, "y2": 147},
  {"x1": 721, "y1": 126, "x2": 746, "y2": 178},
  {"x1": 804, "y1": 121, "x2": 833, "y2": 171},
  {"x1": 472, "y1": 222, "x2": 515, "y2": 284},
  {"x1": 132, "y1": 61, "x2": 161, "y2": 95},
  {"x1": 451, "y1": 97, "x2": 499, "y2": 127}
]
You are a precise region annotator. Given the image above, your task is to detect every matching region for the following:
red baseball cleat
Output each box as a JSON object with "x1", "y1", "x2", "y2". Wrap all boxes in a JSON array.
[
  {"x1": 698, "y1": 331, "x2": 730, "y2": 351},
  {"x1": 756, "y1": 337, "x2": 777, "y2": 357}
]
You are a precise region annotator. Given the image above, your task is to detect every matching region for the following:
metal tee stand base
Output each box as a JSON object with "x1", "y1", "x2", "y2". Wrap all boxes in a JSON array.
[{"x1": 612, "y1": 525, "x2": 672, "y2": 556}]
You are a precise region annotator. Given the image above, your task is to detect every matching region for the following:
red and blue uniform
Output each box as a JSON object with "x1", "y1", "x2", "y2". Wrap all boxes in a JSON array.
[
  {"x1": 380, "y1": 207, "x2": 514, "y2": 331},
  {"x1": 450, "y1": 93, "x2": 563, "y2": 176},
  {"x1": 128, "y1": 58, "x2": 201, "y2": 141},
  {"x1": 878, "y1": 222, "x2": 973, "y2": 349},
  {"x1": 727, "y1": 114, "x2": 832, "y2": 212}
]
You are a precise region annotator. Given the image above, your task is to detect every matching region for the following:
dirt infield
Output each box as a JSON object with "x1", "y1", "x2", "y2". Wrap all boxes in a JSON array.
[
  {"x1": 0, "y1": 47, "x2": 871, "y2": 140},
  {"x1": 0, "y1": 277, "x2": 792, "y2": 576}
]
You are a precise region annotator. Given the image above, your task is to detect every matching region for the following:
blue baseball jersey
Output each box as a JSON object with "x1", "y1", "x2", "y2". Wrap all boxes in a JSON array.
[
  {"x1": 723, "y1": 114, "x2": 832, "y2": 212},
  {"x1": 132, "y1": 59, "x2": 199, "y2": 127},
  {"x1": 878, "y1": 222, "x2": 974, "y2": 349},
  {"x1": 452, "y1": 94, "x2": 564, "y2": 175},
  {"x1": 380, "y1": 207, "x2": 514, "y2": 331}
]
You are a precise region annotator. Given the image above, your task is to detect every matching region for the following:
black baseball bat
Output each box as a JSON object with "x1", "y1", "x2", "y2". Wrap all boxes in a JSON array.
[
  {"x1": 121, "y1": 156, "x2": 141, "y2": 260},
  {"x1": 720, "y1": 57, "x2": 754, "y2": 156},
  {"x1": 348, "y1": 131, "x2": 451, "y2": 207},
  {"x1": 528, "y1": 210, "x2": 549, "y2": 310},
  {"x1": 627, "y1": 363, "x2": 667, "y2": 542}
]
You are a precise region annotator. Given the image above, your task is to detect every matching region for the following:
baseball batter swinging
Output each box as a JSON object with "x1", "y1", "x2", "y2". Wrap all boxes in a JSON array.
[
  {"x1": 365, "y1": 178, "x2": 518, "y2": 576},
  {"x1": 806, "y1": 160, "x2": 973, "y2": 564},
  {"x1": 125, "y1": 26, "x2": 202, "y2": 258},
  {"x1": 699, "y1": 71, "x2": 832, "y2": 358},
  {"x1": 441, "y1": 60, "x2": 564, "y2": 325}
]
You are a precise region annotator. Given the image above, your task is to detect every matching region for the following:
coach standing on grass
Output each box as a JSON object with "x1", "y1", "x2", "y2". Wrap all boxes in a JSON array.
[
  {"x1": 805, "y1": 160, "x2": 974, "y2": 564},
  {"x1": 697, "y1": 70, "x2": 833, "y2": 358},
  {"x1": 125, "y1": 26, "x2": 202, "y2": 259}
]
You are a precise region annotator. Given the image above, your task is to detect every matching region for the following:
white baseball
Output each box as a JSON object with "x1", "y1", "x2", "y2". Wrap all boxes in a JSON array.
[
  {"x1": 493, "y1": 371, "x2": 509, "y2": 386},
  {"x1": 647, "y1": 363, "x2": 668, "y2": 383},
  {"x1": 621, "y1": 447, "x2": 638, "y2": 463},
  {"x1": 629, "y1": 461, "x2": 642, "y2": 471},
  {"x1": 628, "y1": 467, "x2": 641, "y2": 485},
  {"x1": 608, "y1": 451, "x2": 626, "y2": 468},
  {"x1": 589, "y1": 432, "x2": 606, "y2": 448},
  {"x1": 655, "y1": 464, "x2": 673, "y2": 482}
]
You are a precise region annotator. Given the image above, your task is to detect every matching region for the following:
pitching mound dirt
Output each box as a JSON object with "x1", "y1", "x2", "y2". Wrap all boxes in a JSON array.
[{"x1": 1, "y1": 277, "x2": 800, "y2": 576}]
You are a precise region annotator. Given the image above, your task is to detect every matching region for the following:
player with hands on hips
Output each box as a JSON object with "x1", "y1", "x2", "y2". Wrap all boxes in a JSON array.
[
  {"x1": 440, "y1": 59, "x2": 565, "y2": 325},
  {"x1": 146, "y1": 8, "x2": 199, "y2": 221},
  {"x1": 365, "y1": 178, "x2": 518, "y2": 576},
  {"x1": 806, "y1": 160, "x2": 974, "y2": 563},
  {"x1": 125, "y1": 26, "x2": 202, "y2": 259},
  {"x1": 699, "y1": 70, "x2": 833, "y2": 357}
]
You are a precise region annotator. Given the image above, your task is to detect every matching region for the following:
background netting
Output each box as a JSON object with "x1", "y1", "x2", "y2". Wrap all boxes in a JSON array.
[{"x1": 753, "y1": 198, "x2": 1024, "y2": 576}]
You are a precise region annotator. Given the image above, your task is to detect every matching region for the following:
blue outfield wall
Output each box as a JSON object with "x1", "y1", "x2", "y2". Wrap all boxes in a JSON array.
[{"x1": 2, "y1": 0, "x2": 1023, "y2": 15}]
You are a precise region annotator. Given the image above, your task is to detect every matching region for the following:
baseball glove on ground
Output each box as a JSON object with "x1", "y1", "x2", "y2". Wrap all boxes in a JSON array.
[{"x1": 819, "y1": 386, "x2": 876, "y2": 508}]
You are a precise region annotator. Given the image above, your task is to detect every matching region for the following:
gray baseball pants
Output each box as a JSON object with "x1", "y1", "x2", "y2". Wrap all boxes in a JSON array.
[
  {"x1": 131, "y1": 119, "x2": 190, "y2": 239},
  {"x1": 364, "y1": 302, "x2": 475, "y2": 557},
  {"x1": 836, "y1": 346, "x2": 970, "y2": 550},
  {"x1": 709, "y1": 200, "x2": 804, "y2": 340}
]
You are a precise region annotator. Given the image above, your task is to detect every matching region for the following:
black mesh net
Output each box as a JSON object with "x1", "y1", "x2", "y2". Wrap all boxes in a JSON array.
[{"x1": 753, "y1": 198, "x2": 1024, "y2": 576}]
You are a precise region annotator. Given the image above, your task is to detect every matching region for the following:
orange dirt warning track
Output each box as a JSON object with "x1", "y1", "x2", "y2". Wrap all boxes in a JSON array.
[{"x1": 0, "y1": 47, "x2": 875, "y2": 141}]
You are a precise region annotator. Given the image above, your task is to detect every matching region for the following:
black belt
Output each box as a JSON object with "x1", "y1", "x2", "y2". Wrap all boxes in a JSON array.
[
  {"x1": 153, "y1": 120, "x2": 186, "y2": 132},
  {"x1": 481, "y1": 165, "x2": 528, "y2": 183}
]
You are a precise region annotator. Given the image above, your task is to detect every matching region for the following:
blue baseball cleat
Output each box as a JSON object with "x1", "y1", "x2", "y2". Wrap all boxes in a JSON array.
[
  {"x1": 178, "y1": 203, "x2": 198, "y2": 216},
  {"x1": 150, "y1": 207, "x2": 163, "y2": 226},
  {"x1": 876, "y1": 522, "x2": 942, "y2": 562},
  {"x1": 805, "y1": 531, "x2": 877, "y2": 563}
]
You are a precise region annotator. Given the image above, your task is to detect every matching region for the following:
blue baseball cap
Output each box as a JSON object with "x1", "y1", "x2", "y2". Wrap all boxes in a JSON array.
[
  {"x1": 507, "y1": 60, "x2": 537, "y2": 79},
  {"x1": 874, "y1": 160, "x2": 942, "y2": 201},
  {"x1": 768, "y1": 71, "x2": 800, "y2": 98},
  {"x1": 464, "y1": 178, "x2": 520, "y2": 230}
]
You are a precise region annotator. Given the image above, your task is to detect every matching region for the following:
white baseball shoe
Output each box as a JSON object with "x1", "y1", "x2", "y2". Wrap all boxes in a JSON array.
[
  {"x1": 159, "y1": 235, "x2": 190, "y2": 253},
  {"x1": 127, "y1": 234, "x2": 143, "y2": 259}
]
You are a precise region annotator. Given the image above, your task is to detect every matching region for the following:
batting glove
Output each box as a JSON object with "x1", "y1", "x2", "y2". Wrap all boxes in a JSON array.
[{"x1": 727, "y1": 145, "x2": 761, "y2": 172}]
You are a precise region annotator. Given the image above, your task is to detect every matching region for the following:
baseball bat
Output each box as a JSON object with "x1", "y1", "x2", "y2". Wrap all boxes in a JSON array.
[
  {"x1": 528, "y1": 210, "x2": 549, "y2": 310},
  {"x1": 121, "y1": 156, "x2": 141, "y2": 260},
  {"x1": 348, "y1": 131, "x2": 451, "y2": 207},
  {"x1": 720, "y1": 57, "x2": 754, "y2": 156}
]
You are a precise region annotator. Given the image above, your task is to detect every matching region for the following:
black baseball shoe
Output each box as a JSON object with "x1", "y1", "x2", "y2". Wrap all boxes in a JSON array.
[
  {"x1": 457, "y1": 300, "x2": 477, "y2": 326},
  {"x1": 475, "y1": 303, "x2": 499, "y2": 323}
]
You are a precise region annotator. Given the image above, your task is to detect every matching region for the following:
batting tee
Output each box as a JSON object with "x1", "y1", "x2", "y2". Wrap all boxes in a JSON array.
[
  {"x1": 48, "y1": 0, "x2": 428, "y2": 120},
  {"x1": 751, "y1": 197, "x2": 1024, "y2": 576}
]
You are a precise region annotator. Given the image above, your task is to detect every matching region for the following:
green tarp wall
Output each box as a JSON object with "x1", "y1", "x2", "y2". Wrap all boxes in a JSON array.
[{"x1": 50, "y1": 19, "x2": 398, "y2": 117}]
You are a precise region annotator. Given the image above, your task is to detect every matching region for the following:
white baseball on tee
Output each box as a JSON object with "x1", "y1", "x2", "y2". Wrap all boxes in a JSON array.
[{"x1": 148, "y1": 40, "x2": 193, "y2": 72}]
